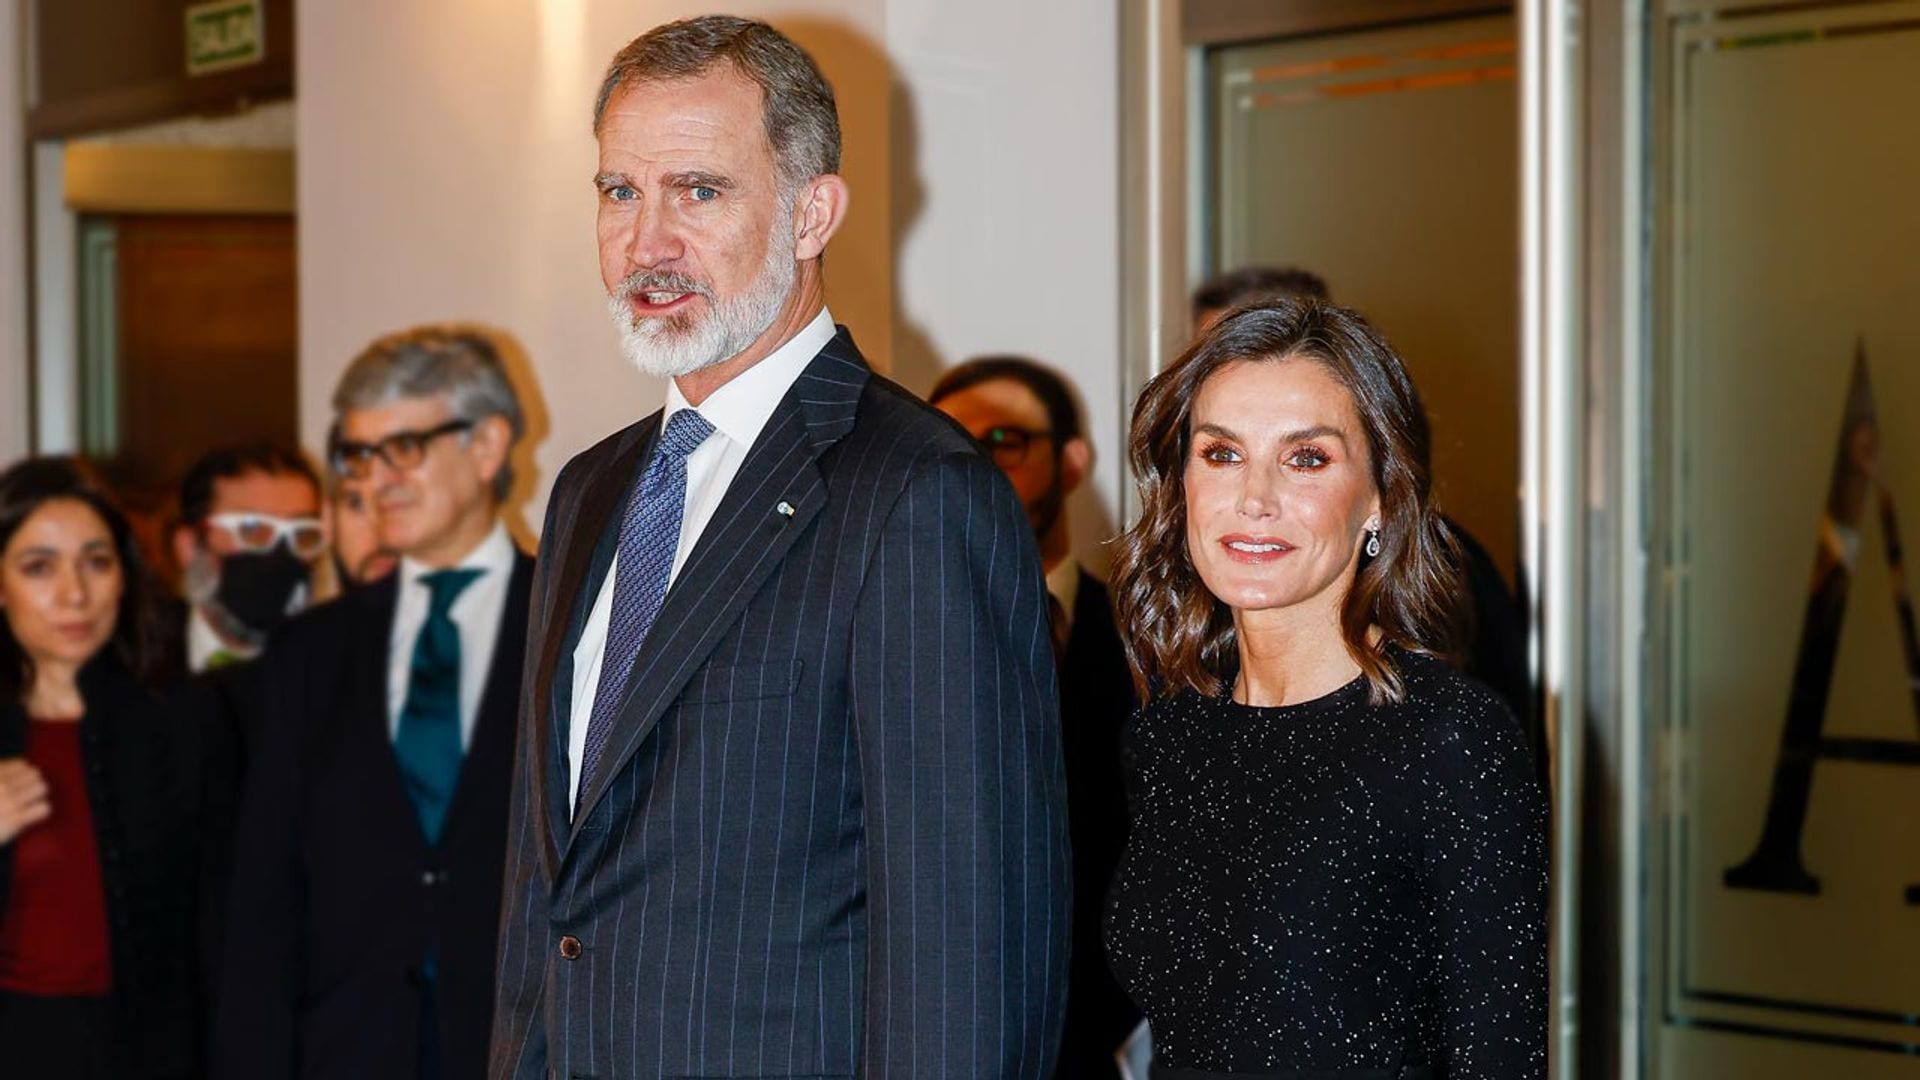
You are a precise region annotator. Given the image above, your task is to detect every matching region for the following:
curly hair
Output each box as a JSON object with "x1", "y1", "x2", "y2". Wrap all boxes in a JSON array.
[{"x1": 1112, "y1": 297, "x2": 1463, "y2": 704}]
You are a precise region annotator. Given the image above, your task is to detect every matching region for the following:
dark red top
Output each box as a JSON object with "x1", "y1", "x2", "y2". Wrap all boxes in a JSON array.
[{"x1": 0, "y1": 718, "x2": 113, "y2": 996}]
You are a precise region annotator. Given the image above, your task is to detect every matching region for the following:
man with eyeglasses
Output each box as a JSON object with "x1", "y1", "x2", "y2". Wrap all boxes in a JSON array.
[
  {"x1": 170, "y1": 443, "x2": 325, "y2": 672},
  {"x1": 320, "y1": 423, "x2": 400, "y2": 596},
  {"x1": 214, "y1": 326, "x2": 534, "y2": 1080},
  {"x1": 326, "y1": 475, "x2": 400, "y2": 590},
  {"x1": 931, "y1": 356, "x2": 1142, "y2": 1078}
]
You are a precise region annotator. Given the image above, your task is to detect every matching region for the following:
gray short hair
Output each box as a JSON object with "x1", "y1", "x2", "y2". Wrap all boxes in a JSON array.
[
  {"x1": 332, "y1": 326, "x2": 525, "y2": 503},
  {"x1": 593, "y1": 15, "x2": 841, "y2": 191}
]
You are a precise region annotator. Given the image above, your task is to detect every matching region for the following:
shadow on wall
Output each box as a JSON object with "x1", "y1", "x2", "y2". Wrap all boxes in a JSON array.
[
  {"x1": 1061, "y1": 375, "x2": 1122, "y2": 572},
  {"x1": 881, "y1": 54, "x2": 1122, "y2": 573},
  {"x1": 774, "y1": 17, "x2": 908, "y2": 375},
  {"x1": 467, "y1": 322, "x2": 550, "y2": 550},
  {"x1": 748, "y1": 18, "x2": 1134, "y2": 569},
  {"x1": 885, "y1": 75, "x2": 943, "y2": 395}
]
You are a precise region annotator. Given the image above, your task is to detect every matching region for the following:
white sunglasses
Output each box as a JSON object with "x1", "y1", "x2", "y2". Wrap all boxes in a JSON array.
[{"x1": 205, "y1": 512, "x2": 327, "y2": 560}]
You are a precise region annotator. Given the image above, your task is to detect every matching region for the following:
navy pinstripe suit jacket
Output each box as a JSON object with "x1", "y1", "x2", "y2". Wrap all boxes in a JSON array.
[{"x1": 490, "y1": 330, "x2": 1072, "y2": 1079}]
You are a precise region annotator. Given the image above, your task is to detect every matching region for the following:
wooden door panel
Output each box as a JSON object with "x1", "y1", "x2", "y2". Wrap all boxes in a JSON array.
[{"x1": 112, "y1": 214, "x2": 298, "y2": 496}]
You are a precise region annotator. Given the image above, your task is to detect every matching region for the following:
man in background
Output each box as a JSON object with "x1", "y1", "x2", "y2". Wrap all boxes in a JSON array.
[
  {"x1": 1191, "y1": 265, "x2": 1329, "y2": 332},
  {"x1": 215, "y1": 327, "x2": 534, "y2": 1080},
  {"x1": 170, "y1": 445, "x2": 324, "y2": 1002},
  {"x1": 321, "y1": 423, "x2": 399, "y2": 596},
  {"x1": 170, "y1": 444, "x2": 324, "y2": 671},
  {"x1": 933, "y1": 356, "x2": 1141, "y2": 1078}
]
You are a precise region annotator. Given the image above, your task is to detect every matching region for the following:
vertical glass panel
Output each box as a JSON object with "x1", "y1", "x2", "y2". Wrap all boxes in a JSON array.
[
  {"x1": 1208, "y1": 13, "x2": 1521, "y2": 580},
  {"x1": 76, "y1": 216, "x2": 119, "y2": 458},
  {"x1": 1652, "y1": 2, "x2": 1920, "y2": 1074}
]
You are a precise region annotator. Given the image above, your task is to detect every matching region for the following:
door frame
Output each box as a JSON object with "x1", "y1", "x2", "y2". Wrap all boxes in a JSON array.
[
  {"x1": 28, "y1": 122, "x2": 294, "y2": 455},
  {"x1": 1117, "y1": 2, "x2": 1648, "y2": 1077}
]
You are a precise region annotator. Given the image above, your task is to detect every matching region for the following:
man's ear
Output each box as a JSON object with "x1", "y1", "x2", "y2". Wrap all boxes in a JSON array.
[
  {"x1": 171, "y1": 525, "x2": 199, "y2": 573},
  {"x1": 1059, "y1": 437, "x2": 1093, "y2": 497},
  {"x1": 468, "y1": 415, "x2": 513, "y2": 497},
  {"x1": 793, "y1": 173, "x2": 850, "y2": 262}
]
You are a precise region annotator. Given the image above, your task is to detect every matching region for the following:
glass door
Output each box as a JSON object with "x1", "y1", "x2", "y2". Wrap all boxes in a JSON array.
[{"x1": 1643, "y1": 2, "x2": 1920, "y2": 1075}]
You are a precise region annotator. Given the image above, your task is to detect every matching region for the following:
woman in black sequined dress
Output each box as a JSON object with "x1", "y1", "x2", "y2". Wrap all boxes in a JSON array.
[{"x1": 1105, "y1": 298, "x2": 1548, "y2": 1079}]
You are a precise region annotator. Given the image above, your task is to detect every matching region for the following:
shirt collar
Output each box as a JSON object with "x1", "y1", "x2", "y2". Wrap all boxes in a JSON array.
[
  {"x1": 188, "y1": 604, "x2": 256, "y2": 668},
  {"x1": 1045, "y1": 557, "x2": 1081, "y2": 624},
  {"x1": 397, "y1": 521, "x2": 514, "y2": 594},
  {"x1": 662, "y1": 307, "x2": 837, "y2": 449}
]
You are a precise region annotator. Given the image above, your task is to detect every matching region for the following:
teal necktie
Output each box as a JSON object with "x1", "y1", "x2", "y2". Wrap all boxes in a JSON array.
[{"x1": 393, "y1": 567, "x2": 482, "y2": 845}]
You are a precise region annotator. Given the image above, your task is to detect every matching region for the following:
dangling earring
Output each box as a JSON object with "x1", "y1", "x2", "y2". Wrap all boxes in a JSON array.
[{"x1": 1364, "y1": 523, "x2": 1382, "y2": 558}]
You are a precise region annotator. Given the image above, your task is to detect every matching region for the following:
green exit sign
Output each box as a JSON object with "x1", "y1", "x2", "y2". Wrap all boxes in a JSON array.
[{"x1": 186, "y1": 0, "x2": 265, "y2": 75}]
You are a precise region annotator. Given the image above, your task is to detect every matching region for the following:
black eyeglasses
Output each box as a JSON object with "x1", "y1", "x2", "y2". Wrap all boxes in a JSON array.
[
  {"x1": 331, "y1": 419, "x2": 473, "y2": 479},
  {"x1": 976, "y1": 425, "x2": 1054, "y2": 468}
]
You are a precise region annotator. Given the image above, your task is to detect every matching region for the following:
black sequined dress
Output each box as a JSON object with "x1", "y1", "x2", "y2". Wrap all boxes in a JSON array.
[{"x1": 1104, "y1": 651, "x2": 1548, "y2": 1079}]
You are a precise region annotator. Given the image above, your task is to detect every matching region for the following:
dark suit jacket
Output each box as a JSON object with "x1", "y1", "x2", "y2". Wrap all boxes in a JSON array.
[
  {"x1": 490, "y1": 329, "x2": 1072, "y2": 1079},
  {"x1": 1442, "y1": 518, "x2": 1539, "y2": 779},
  {"x1": 212, "y1": 552, "x2": 534, "y2": 1080},
  {"x1": 170, "y1": 653, "x2": 266, "y2": 1044},
  {"x1": 1054, "y1": 571, "x2": 1142, "y2": 1078},
  {"x1": 0, "y1": 652, "x2": 204, "y2": 1079}
]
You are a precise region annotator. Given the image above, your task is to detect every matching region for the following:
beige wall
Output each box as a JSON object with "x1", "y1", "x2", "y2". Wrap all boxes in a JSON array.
[
  {"x1": 299, "y1": 1, "x2": 1122, "y2": 568},
  {"x1": 886, "y1": 0, "x2": 1122, "y2": 569},
  {"x1": 0, "y1": 1, "x2": 29, "y2": 463}
]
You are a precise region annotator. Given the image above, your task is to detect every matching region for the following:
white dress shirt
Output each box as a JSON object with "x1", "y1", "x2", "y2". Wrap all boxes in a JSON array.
[
  {"x1": 387, "y1": 522, "x2": 518, "y2": 749},
  {"x1": 566, "y1": 307, "x2": 837, "y2": 810},
  {"x1": 186, "y1": 606, "x2": 252, "y2": 672}
]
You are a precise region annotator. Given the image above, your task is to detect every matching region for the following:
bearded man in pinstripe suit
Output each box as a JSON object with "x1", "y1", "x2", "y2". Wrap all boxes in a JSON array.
[{"x1": 490, "y1": 16, "x2": 1071, "y2": 1079}]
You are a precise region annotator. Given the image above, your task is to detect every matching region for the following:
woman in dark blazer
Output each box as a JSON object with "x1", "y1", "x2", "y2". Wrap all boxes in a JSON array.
[{"x1": 0, "y1": 458, "x2": 202, "y2": 1079}]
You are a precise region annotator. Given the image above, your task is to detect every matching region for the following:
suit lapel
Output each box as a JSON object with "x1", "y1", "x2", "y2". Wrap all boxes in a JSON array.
[
  {"x1": 531, "y1": 419, "x2": 655, "y2": 861},
  {"x1": 442, "y1": 552, "x2": 534, "y2": 846},
  {"x1": 566, "y1": 332, "x2": 870, "y2": 847},
  {"x1": 352, "y1": 578, "x2": 427, "y2": 850},
  {"x1": 352, "y1": 576, "x2": 400, "y2": 730}
]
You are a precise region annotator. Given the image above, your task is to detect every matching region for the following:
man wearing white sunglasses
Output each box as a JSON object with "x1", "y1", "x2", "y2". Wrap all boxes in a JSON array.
[{"x1": 171, "y1": 443, "x2": 325, "y2": 672}]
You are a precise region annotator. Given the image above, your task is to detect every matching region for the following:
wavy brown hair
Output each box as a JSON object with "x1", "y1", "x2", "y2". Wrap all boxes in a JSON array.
[{"x1": 1113, "y1": 297, "x2": 1463, "y2": 704}]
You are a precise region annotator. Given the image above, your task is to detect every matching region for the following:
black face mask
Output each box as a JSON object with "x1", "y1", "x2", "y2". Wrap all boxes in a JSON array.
[{"x1": 212, "y1": 545, "x2": 311, "y2": 638}]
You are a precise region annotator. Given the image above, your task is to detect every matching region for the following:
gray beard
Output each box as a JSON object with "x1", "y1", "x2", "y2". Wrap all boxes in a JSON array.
[{"x1": 608, "y1": 223, "x2": 797, "y2": 379}]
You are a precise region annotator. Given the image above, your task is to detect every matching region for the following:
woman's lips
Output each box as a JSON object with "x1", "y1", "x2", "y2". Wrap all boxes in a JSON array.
[
  {"x1": 55, "y1": 620, "x2": 98, "y2": 640},
  {"x1": 1218, "y1": 534, "x2": 1295, "y2": 564}
]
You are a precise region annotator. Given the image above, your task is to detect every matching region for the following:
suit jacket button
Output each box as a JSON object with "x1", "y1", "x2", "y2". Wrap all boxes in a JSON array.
[{"x1": 558, "y1": 935, "x2": 583, "y2": 960}]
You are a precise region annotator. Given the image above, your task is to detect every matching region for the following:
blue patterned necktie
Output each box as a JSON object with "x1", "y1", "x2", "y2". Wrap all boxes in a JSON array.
[
  {"x1": 393, "y1": 566, "x2": 482, "y2": 845},
  {"x1": 576, "y1": 408, "x2": 716, "y2": 805}
]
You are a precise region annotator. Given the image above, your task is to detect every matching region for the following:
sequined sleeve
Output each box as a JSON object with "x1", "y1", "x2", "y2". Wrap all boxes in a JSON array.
[{"x1": 1417, "y1": 686, "x2": 1550, "y2": 1079}]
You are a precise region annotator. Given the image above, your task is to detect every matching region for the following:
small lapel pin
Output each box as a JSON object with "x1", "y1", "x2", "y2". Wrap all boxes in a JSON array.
[{"x1": 775, "y1": 500, "x2": 796, "y2": 518}]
